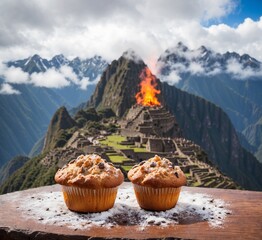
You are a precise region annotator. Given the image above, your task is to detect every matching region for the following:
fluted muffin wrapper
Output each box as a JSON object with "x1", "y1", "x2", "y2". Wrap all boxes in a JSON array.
[
  {"x1": 61, "y1": 185, "x2": 118, "y2": 212},
  {"x1": 133, "y1": 184, "x2": 181, "y2": 211}
]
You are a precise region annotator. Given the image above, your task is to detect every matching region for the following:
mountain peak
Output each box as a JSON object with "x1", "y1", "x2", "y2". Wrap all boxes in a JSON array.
[
  {"x1": 88, "y1": 53, "x2": 146, "y2": 116},
  {"x1": 88, "y1": 54, "x2": 262, "y2": 190},
  {"x1": 198, "y1": 45, "x2": 209, "y2": 53},
  {"x1": 51, "y1": 54, "x2": 69, "y2": 67},
  {"x1": 122, "y1": 49, "x2": 143, "y2": 63},
  {"x1": 176, "y1": 42, "x2": 189, "y2": 52},
  {"x1": 31, "y1": 54, "x2": 41, "y2": 60},
  {"x1": 199, "y1": 45, "x2": 207, "y2": 51},
  {"x1": 43, "y1": 106, "x2": 76, "y2": 152},
  {"x1": 52, "y1": 54, "x2": 66, "y2": 61},
  {"x1": 158, "y1": 44, "x2": 261, "y2": 76}
]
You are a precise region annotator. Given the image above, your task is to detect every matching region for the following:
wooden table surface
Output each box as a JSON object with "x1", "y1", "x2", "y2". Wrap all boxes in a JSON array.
[{"x1": 0, "y1": 183, "x2": 261, "y2": 240}]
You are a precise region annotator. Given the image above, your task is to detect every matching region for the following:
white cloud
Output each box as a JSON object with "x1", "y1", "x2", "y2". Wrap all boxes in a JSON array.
[
  {"x1": 159, "y1": 58, "x2": 262, "y2": 84},
  {"x1": 161, "y1": 70, "x2": 181, "y2": 85},
  {"x1": 226, "y1": 58, "x2": 262, "y2": 79},
  {"x1": 30, "y1": 68, "x2": 70, "y2": 88},
  {"x1": 0, "y1": 83, "x2": 20, "y2": 95},
  {"x1": 78, "y1": 77, "x2": 92, "y2": 90},
  {"x1": 122, "y1": 49, "x2": 143, "y2": 63},
  {"x1": 59, "y1": 65, "x2": 79, "y2": 85},
  {"x1": 0, "y1": 0, "x2": 246, "y2": 64},
  {"x1": 0, "y1": 0, "x2": 261, "y2": 81},
  {"x1": 157, "y1": 44, "x2": 262, "y2": 84},
  {"x1": 0, "y1": 62, "x2": 99, "y2": 93},
  {"x1": 4, "y1": 66, "x2": 30, "y2": 84},
  {"x1": 58, "y1": 65, "x2": 95, "y2": 89},
  {"x1": 203, "y1": 17, "x2": 262, "y2": 59},
  {"x1": 188, "y1": 62, "x2": 205, "y2": 75}
]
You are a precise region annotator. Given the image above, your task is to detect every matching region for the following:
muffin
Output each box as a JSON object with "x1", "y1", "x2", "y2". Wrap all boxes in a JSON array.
[
  {"x1": 55, "y1": 154, "x2": 124, "y2": 213},
  {"x1": 128, "y1": 155, "x2": 186, "y2": 211}
]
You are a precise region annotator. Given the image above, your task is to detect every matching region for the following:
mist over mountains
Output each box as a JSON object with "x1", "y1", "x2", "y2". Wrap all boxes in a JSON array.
[
  {"x1": 158, "y1": 42, "x2": 262, "y2": 163},
  {"x1": 0, "y1": 55, "x2": 107, "y2": 164}
]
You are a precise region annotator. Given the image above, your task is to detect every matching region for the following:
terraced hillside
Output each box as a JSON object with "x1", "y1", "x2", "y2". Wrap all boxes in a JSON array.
[{"x1": 0, "y1": 130, "x2": 239, "y2": 194}]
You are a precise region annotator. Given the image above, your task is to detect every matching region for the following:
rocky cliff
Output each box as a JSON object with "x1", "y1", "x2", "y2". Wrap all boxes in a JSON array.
[
  {"x1": 88, "y1": 55, "x2": 148, "y2": 116},
  {"x1": 43, "y1": 106, "x2": 77, "y2": 152},
  {"x1": 88, "y1": 54, "x2": 262, "y2": 190}
]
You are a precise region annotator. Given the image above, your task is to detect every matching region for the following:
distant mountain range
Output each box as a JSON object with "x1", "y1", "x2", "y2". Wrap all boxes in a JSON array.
[
  {"x1": 2, "y1": 53, "x2": 261, "y2": 193},
  {"x1": 1, "y1": 43, "x2": 262, "y2": 187},
  {"x1": 0, "y1": 54, "x2": 107, "y2": 165},
  {"x1": 8, "y1": 54, "x2": 108, "y2": 107},
  {"x1": 158, "y1": 42, "x2": 262, "y2": 163}
]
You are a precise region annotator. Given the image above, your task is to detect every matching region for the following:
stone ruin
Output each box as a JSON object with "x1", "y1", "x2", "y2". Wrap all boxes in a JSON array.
[
  {"x1": 39, "y1": 104, "x2": 239, "y2": 189},
  {"x1": 116, "y1": 105, "x2": 239, "y2": 189},
  {"x1": 120, "y1": 105, "x2": 181, "y2": 139}
]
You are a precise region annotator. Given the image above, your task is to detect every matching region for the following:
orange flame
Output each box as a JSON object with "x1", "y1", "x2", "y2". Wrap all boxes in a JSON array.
[{"x1": 135, "y1": 67, "x2": 161, "y2": 107}]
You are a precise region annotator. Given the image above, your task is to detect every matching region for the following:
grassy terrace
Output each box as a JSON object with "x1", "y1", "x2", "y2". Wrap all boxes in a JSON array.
[
  {"x1": 99, "y1": 134, "x2": 146, "y2": 165},
  {"x1": 107, "y1": 153, "x2": 130, "y2": 163},
  {"x1": 185, "y1": 173, "x2": 191, "y2": 178},
  {"x1": 121, "y1": 165, "x2": 134, "y2": 171},
  {"x1": 192, "y1": 182, "x2": 201, "y2": 187},
  {"x1": 100, "y1": 134, "x2": 147, "y2": 152}
]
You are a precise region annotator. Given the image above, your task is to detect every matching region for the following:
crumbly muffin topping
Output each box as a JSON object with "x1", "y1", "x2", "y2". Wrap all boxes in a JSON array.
[
  {"x1": 55, "y1": 154, "x2": 124, "y2": 188},
  {"x1": 128, "y1": 155, "x2": 187, "y2": 188}
]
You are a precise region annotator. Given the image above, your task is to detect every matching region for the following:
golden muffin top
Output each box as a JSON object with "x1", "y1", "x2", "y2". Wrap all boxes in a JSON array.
[
  {"x1": 55, "y1": 154, "x2": 124, "y2": 188},
  {"x1": 128, "y1": 155, "x2": 187, "y2": 188}
]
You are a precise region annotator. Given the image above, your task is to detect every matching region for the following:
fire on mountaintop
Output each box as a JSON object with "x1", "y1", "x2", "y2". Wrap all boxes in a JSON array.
[{"x1": 135, "y1": 67, "x2": 161, "y2": 107}]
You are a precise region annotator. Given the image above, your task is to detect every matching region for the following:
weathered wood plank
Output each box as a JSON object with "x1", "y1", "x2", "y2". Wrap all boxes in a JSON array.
[{"x1": 0, "y1": 183, "x2": 261, "y2": 239}]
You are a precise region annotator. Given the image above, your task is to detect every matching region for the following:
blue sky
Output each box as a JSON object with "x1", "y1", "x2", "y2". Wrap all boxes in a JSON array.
[{"x1": 219, "y1": 0, "x2": 262, "y2": 27}]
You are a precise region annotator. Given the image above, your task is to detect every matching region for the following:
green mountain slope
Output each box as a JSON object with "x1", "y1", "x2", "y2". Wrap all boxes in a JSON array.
[
  {"x1": 0, "y1": 155, "x2": 30, "y2": 185},
  {"x1": 0, "y1": 107, "x2": 117, "y2": 194},
  {"x1": 43, "y1": 106, "x2": 77, "y2": 152},
  {"x1": 88, "y1": 54, "x2": 262, "y2": 190},
  {"x1": 176, "y1": 76, "x2": 262, "y2": 132},
  {"x1": 0, "y1": 153, "x2": 57, "y2": 194},
  {"x1": 161, "y1": 83, "x2": 262, "y2": 190},
  {"x1": 1, "y1": 55, "x2": 107, "y2": 166},
  {"x1": 0, "y1": 83, "x2": 66, "y2": 166},
  {"x1": 2, "y1": 54, "x2": 261, "y2": 192},
  {"x1": 243, "y1": 117, "x2": 262, "y2": 163}
]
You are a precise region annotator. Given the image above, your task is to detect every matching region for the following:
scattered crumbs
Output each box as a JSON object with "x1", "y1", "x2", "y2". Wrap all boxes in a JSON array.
[{"x1": 19, "y1": 188, "x2": 231, "y2": 230}]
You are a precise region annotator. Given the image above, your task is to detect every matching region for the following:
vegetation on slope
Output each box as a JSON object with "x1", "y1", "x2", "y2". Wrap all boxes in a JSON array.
[
  {"x1": 0, "y1": 153, "x2": 58, "y2": 194},
  {"x1": 0, "y1": 155, "x2": 30, "y2": 185},
  {"x1": 87, "y1": 55, "x2": 262, "y2": 190}
]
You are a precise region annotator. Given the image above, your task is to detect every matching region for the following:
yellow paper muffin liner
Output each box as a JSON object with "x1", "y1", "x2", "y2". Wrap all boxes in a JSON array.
[
  {"x1": 133, "y1": 184, "x2": 181, "y2": 211},
  {"x1": 61, "y1": 186, "x2": 118, "y2": 212}
]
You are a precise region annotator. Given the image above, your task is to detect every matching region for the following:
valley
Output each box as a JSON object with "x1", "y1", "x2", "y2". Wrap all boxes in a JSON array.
[{"x1": 1, "y1": 49, "x2": 262, "y2": 193}]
